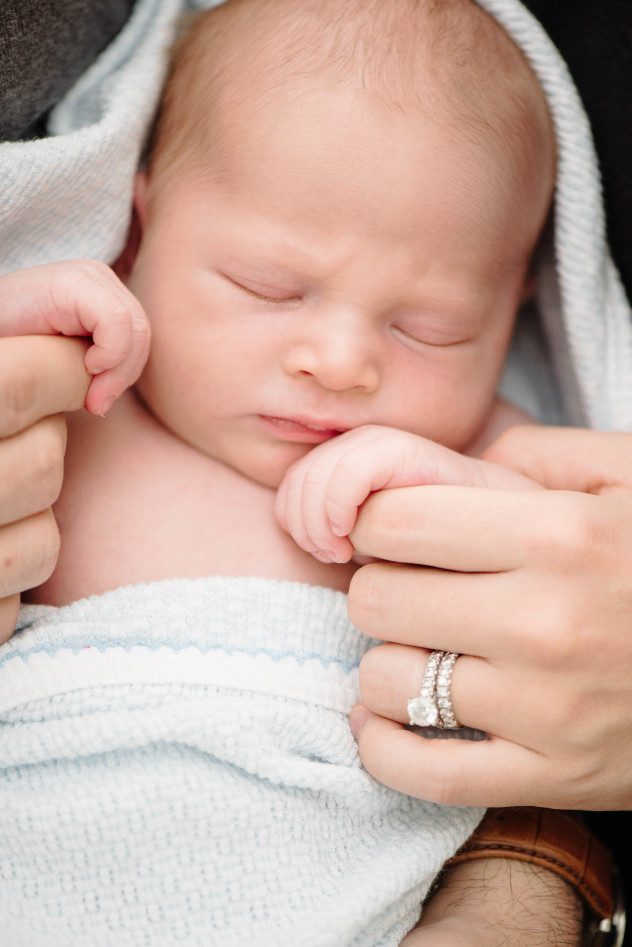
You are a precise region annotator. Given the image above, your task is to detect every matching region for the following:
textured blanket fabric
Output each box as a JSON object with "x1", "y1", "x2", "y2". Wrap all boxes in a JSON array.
[{"x1": 0, "y1": 578, "x2": 482, "y2": 946}]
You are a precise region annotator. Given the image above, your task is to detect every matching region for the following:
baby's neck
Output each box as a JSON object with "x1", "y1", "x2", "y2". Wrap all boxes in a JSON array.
[{"x1": 29, "y1": 390, "x2": 355, "y2": 607}]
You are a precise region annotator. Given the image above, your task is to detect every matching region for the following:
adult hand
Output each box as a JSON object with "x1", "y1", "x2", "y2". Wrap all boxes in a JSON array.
[
  {"x1": 347, "y1": 426, "x2": 632, "y2": 810},
  {"x1": 0, "y1": 335, "x2": 89, "y2": 642}
]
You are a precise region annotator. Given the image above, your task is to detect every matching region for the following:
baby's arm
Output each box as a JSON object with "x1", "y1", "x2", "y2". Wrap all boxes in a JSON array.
[
  {"x1": 1, "y1": 260, "x2": 150, "y2": 415},
  {"x1": 275, "y1": 420, "x2": 542, "y2": 564}
]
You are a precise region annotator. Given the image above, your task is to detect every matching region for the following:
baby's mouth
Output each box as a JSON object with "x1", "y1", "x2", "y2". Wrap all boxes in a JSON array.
[{"x1": 258, "y1": 415, "x2": 347, "y2": 442}]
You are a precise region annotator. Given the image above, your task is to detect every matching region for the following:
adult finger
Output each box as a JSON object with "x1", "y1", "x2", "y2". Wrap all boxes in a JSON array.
[
  {"x1": 348, "y1": 563, "x2": 518, "y2": 654},
  {"x1": 349, "y1": 707, "x2": 617, "y2": 809},
  {"x1": 348, "y1": 559, "x2": 607, "y2": 661},
  {"x1": 349, "y1": 489, "x2": 632, "y2": 652},
  {"x1": 0, "y1": 415, "x2": 67, "y2": 525},
  {"x1": 483, "y1": 425, "x2": 632, "y2": 494},
  {"x1": 0, "y1": 335, "x2": 89, "y2": 437},
  {"x1": 349, "y1": 708, "x2": 536, "y2": 807},
  {"x1": 355, "y1": 642, "x2": 618, "y2": 756},
  {"x1": 350, "y1": 482, "x2": 615, "y2": 572},
  {"x1": 0, "y1": 509, "x2": 61, "y2": 599},
  {"x1": 349, "y1": 485, "x2": 530, "y2": 571}
]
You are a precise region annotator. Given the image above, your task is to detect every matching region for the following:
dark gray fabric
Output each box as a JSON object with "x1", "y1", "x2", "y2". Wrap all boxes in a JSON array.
[{"x1": 0, "y1": 0, "x2": 137, "y2": 141}]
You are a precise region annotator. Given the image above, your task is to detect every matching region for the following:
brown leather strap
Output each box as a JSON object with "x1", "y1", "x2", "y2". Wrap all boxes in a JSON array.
[{"x1": 447, "y1": 807, "x2": 614, "y2": 921}]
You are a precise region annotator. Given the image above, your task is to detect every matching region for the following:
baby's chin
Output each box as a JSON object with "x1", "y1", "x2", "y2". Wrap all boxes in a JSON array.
[
  {"x1": 215, "y1": 453, "x2": 292, "y2": 493},
  {"x1": 223, "y1": 444, "x2": 316, "y2": 492}
]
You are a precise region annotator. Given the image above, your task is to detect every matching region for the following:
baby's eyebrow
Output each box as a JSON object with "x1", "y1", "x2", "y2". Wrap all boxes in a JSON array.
[{"x1": 244, "y1": 240, "x2": 329, "y2": 279}]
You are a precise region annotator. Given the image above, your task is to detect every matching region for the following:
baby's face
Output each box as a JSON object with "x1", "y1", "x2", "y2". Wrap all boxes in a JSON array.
[{"x1": 129, "y1": 85, "x2": 548, "y2": 488}]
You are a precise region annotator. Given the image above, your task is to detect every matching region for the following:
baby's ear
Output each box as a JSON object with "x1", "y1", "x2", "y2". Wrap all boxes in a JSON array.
[{"x1": 111, "y1": 173, "x2": 148, "y2": 282}]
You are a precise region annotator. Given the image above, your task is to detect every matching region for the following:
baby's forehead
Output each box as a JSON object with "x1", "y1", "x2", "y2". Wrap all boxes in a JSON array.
[
  {"x1": 149, "y1": 0, "x2": 554, "y2": 219},
  {"x1": 171, "y1": 0, "x2": 538, "y2": 107}
]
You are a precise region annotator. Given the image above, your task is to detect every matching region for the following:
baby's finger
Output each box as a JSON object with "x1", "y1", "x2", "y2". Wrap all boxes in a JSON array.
[
  {"x1": 83, "y1": 298, "x2": 151, "y2": 415},
  {"x1": 84, "y1": 367, "x2": 134, "y2": 416},
  {"x1": 76, "y1": 272, "x2": 150, "y2": 414},
  {"x1": 279, "y1": 452, "x2": 352, "y2": 562},
  {"x1": 2, "y1": 260, "x2": 139, "y2": 341},
  {"x1": 323, "y1": 430, "x2": 410, "y2": 537},
  {"x1": 0, "y1": 261, "x2": 150, "y2": 416}
]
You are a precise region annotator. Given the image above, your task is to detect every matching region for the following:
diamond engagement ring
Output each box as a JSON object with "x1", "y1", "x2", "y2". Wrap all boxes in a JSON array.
[
  {"x1": 407, "y1": 650, "x2": 463, "y2": 730},
  {"x1": 406, "y1": 650, "x2": 443, "y2": 727}
]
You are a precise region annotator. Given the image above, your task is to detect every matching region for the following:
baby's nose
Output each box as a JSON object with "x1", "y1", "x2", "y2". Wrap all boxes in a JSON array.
[{"x1": 283, "y1": 308, "x2": 380, "y2": 393}]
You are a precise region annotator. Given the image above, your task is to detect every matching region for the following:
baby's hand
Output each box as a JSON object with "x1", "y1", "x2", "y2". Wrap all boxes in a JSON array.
[
  {"x1": 275, "y1": 424, "x2": 541, "y2": 564},
  {"x1": 0, "y1": 260, "x2": 150, "y2": 415}
]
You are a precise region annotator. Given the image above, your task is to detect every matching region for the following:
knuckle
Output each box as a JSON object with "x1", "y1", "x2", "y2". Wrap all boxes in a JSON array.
[
  {"x1": 355, "y1": 489, "x2": 409, "y2": 545},
  {"x1": 357, "y1": 646, "x2": 392, "y2": 706},
  {"x1": 29, "y1": 419, "x2": 66, "y2": 506},
  {"x1": 67, "y1": 257, "x2": 114, "y2": 284},
  {"x1": 523, "y1": 601, "x2": 580, "y2": 666},
  {"x1": 348, "y1": 564, "x2": 388, "y2": 634},
  {"x1": 519, "y1": 493, "x2": 600, "y2": 565},
  {"x1": 536, "y1": 681, "x2": 585, "y2": 734},
  {"x1": 413, "y1": 766, "x2": 464, "y2": 807},
  {"x1": 51, "y1": 258, "x2": 110, "y2": 302},
  {"x1": 302, "y1": 464, "x2": 326, "y2": 489},
  {"x1": 29, "y1": 510, "x2": 61, "y2": 586},
  {"x1": 0, "y1": 368, "x2": 36, "y2": 437},
  {"x1": 0, "y1": 510, "x2": 60, "y2": 595}
]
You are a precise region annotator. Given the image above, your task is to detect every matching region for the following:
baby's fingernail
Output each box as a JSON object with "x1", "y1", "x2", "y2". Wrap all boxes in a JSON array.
[
  {"x1": 311, "y1": 550, "x2": 335, "y2": 564},
  {"x1": 87, "y1": 395, "x2": 114, "y2": 417},
  {"x1": 349, "y1": 705, "x2": 368, "y2": 740},
  {"x1": 330, "y1": 522, "x2": 345, "y2": 537}
]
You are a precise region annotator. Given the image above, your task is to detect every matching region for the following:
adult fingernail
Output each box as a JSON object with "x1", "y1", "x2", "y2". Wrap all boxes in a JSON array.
[{"x1": 349, "y1": 704, "x2": 368, "y2": 740}]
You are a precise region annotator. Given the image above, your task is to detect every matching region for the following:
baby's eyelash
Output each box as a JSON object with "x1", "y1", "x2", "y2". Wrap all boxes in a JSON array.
[
  {"x1": 224, "y1": 274, "x2": 301, "y2": 305},
  {"x1": 391, "y1": 323, "x2": 473, "y2": 348},
  {"x1": 249, "y1": 288, "x2": 301, "y2": 305}
]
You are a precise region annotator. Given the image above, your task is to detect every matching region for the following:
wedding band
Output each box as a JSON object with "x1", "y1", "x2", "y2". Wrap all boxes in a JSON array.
[
  {"x1": 407, "y1": 650, "x2": 442, "y2": 727},
  {"x1": 435, "y1": 651, "x2": 462, "y2": 729},
  {"x1": 407, "y1": 650, "x2": 463, "y2": 730}
]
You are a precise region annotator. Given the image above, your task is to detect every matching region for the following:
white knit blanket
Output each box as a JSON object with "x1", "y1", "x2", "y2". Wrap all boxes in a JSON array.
[{"x1": 0, "y1": 578, "x2": 482, "y2": 946}]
